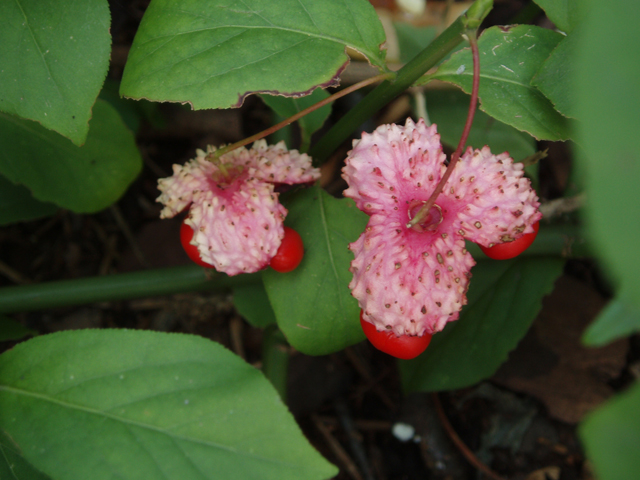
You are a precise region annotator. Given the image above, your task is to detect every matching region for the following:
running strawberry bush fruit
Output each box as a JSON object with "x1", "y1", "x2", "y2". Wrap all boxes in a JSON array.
[
  {"x1": 342, "y1": 118, "x2": 540, "y2": 358},
  {"x1": 270, "y1": 226, "x2": 305, "y2": 273},
  {"x1": 480, "y1": 220, "x2": 540, "y2": 260},
  {"x1": 180, "y1": 219, "x2": 215, "y2": 268},
  {"x1": 360, "y1": 311, "x2": 433, "y2": 359},
  {"x1": 1, "y1": 0, "x2": 638, "y2": 480},
  {"x1": 157, "y1": 141, "x2": 319, "y2": 275}
]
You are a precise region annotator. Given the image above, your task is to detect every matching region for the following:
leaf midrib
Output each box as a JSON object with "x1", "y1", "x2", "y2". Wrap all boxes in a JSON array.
[
  {"x1": 13, "y1": 0, "x2": 63, "y2": 102},
  {"x1": 137, "y1": 23, "x2": 382, "y2": 68},
  {"x1": 318, "y1": 191, "x2": 347, "y2": 340},
  {"x1": 433, "y1": 70, "x2": 539, "y2": 90},
  {"x1": 0, "y1": 385, "x2": 300, "y2": 469}
]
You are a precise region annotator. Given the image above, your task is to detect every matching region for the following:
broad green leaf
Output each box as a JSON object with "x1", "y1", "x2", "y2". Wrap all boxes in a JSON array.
[
  {"x1": 1, "y1": 431, "x2": 52, "y2": 480},
  {"x1": 0, "y1": 0, "x2": 111, "y2": 145},
  {"x1": 580, "y1": 380, "x2": 640, "y2": 480},
  {"x1": 261, "y1": 88, "x2": 331, "y2": 152},
  {"x1": 533, "y1": 0, "x2": 579, "y2": 33},
  {"x1": 575, "y1": 0, "x2": 640, "y2": 312},
  {"x1": 0, "y1": 100, "x2": 142, "y2": 213},
  {"x1": 0, "y1": 174, "x2": 57, "y2": 226},
  {"x1": 400, "y1": 257, "x2": 564, "y2": 392},
  {"x1": 121, "y1": 0, "x2": 387, "y2": 110},
  {"x1": 582, "y1": 291, "x2": 640, "y2": 347},
  {"x1": 425, "y1": 89, "x2": 536, "y2": 161},
  {"x1": 0, "y1": 329, "x2": 338, "y2": 480},
  {"x1": 232, "y1": 282, "x2": 277, "y2": 328},
  {"x1": 263, "y1": 185, "x2": 368, "y2": 355},
  {"x1": 0, "y1": 315, "x2": 37, "y2": 342},
  {"x1": 531, "y1": 32, "x2": 578, "y2": 119},
  {"x1": 424, "y1": 25, "x2": 571, "y2": 141}
]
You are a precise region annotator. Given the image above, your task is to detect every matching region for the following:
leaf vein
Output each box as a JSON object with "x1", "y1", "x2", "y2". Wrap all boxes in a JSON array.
[
  {"x1": 0, "y1": 385, "x2": 301, "y2": 468},
  {"x1": 13, "y1": 0, "x2": 62, "y2": 101}
]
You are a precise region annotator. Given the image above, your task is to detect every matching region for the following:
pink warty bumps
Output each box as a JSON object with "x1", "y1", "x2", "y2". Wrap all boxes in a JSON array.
[
  {"x1": 157, "y1": 140, "x2": 320, "y2": 276},
  {"x1": 342, "y1": 118, "x2": 541, "y2": 337}
]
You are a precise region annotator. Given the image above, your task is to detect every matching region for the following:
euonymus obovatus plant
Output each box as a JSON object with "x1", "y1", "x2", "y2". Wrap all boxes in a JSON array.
[{"x1": 1, "y1": 0, "x2": 639, "y2": 479}]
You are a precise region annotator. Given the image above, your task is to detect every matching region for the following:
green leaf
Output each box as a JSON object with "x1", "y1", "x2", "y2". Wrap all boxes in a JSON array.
[
  {"x1": 0, "y1": 315, "x2": 37, "y2": 342},
  {"x1": 261, "y1": 88, "x2": 331, "y2": 152},
  {"x1": 575, "y1": 0, "x2": 640, "y2": 313},
  {"x1": 582, "y1": 291, "x2": 640, "y2": 347},
  {"x1": 532, "y1": 0, "x2": 579, "y2": 33},
  {"x1": 0, "y1": 100, "x2": 142, "y2": 213},
  {"x1": 0, "y1": 174, "x2": 57, "y2": 226},
  {"x1": 0, "y1": 329, "x2": 338, "y2": 480},
  {"x1": 531, "y1": 32, "x2": 578, "y2": 119},
  {"x1": 0, "y1": 0, "x2": 111, "y2": 145},
  {"x1": 120, "y1": 0, "x2": 387, "y2": 110},
  {"x1": 580, "y1": 380, "x2": 640, "y2": 480},
  {"x1": 1, "y1": 430, "x2": 52, "y2": 480},
  {"x1": 425, "y1": 89, "x2": 536, "y2": 161},
  {"x1": 400, "y1": 257, "x2": 564, "y2": 392},
  {"x1": 425, "y1": 25, "x2": 571, "y2": 141},
  {"x1": 233, "y1": 282, "x2": 277, "y2": 328},
  {"x1": 263, "y1": 185, "x2": 368, "y2": 355}
]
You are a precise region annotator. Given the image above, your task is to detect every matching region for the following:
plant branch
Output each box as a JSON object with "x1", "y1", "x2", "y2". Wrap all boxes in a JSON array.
[
  {"x1": 0, "y1": 225, "x2": 592, "y2": 313},
  {"x1": 0, "y1": 265, "x2": 259, "y2": 314},
  {"x1": 214, "y1": 73, "x2": 394, "y2": 159},
  {"x1": 0, "y1": 223, "x2": 587, "y2": 314}
]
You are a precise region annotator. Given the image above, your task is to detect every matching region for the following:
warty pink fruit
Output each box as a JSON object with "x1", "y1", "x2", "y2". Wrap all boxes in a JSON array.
[
  {"x1": 157, "y1": 140, "x2": 320, "y2": 275},
  {"x1": 342, "y1": 118, "x2": 541, "y2": 336}
]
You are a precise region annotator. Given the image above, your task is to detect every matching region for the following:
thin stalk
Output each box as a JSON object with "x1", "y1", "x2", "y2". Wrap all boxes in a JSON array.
[
  {"x1": 214, "y1": 73, "x2": 394, "y2": 159},
  {"x1": 0, "y1": 265, "x2": 260, "y2": 314},
  {"x1": 407, "y1": 30, "x2": 480, "y2": 229},
  {"x1": 308, "y1": 0, "x2": 493, "y2": 165}
]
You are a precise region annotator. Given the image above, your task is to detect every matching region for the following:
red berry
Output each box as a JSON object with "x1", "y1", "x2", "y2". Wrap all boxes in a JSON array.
[
  {"x1": 270, "y1": 226, "x2": 304, "y2": 273},
  {"x1": 360, "y1": 312, "x2": 432, "y2": 360},
  {"x1": 180, "y1": 219, "x2": 215, "y2": 268},
  {"x1": 479, "y1": 221, "x2": 540, "y2": 260}
]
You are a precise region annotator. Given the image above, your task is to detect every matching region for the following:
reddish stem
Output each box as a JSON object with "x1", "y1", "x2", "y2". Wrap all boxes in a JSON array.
[
  {"x1": 213, "y1": 72, "x2": 395, "y2": 159},
  {"x1": 407, "y1": 31, "x2": 481, "y2": 229}
]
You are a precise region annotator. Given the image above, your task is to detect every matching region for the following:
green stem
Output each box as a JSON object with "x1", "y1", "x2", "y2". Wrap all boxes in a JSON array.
[
  {"x1": 308, "y1": 0, "x2": 493, "y2": 164},
  {"x1": 0, "y1": 223, "x2": 588, "y2": 315},
  {"x1": 0, "y1": 265, "x2": 260, "y2": 314},
  {"x1": 262, "y1": 324, "x2": 290, "y2": 402}
]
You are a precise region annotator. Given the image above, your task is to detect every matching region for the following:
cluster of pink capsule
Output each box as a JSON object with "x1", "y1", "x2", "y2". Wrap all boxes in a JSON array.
[{"x1": 159, "y1": 124, "x2": 541, "y2": 360}]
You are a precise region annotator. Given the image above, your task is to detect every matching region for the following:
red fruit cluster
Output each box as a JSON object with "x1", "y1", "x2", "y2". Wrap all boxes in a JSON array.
[
  {"x1": 360, "y1": 312, "x2": 432, "y2": 360},
  {"x1": 269, "y1": 226, "x2": 304, "y2": 273},
  {"x1": 180, "y1": 220, "x2": 215, "y2": 268},
  {"x1": 180, "y1": 221, "x2": 304, "y2": 273},
  {"x1": 479, "y1": 221, "x2": 540, "y2": 260}
]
